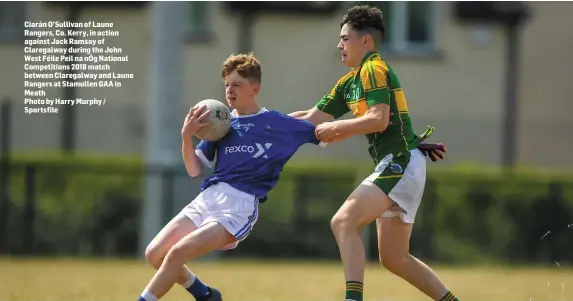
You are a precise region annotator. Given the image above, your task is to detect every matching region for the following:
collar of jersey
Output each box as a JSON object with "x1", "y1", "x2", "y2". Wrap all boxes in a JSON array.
[
  {"x1": 230, "y1": 107, "x2": 268, "y2": 118},
  {"x1": 352, "y1": 51, "x2": 380, "y2": 75}
]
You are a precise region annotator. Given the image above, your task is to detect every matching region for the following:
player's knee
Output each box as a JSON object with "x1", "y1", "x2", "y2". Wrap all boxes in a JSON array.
[
  {"x1": 330, "y1": 211, "x2": 355, "y2": 234},
  {"x1": 145, "y1": 244, "x2": 164, "y2": 268},
  {"x1": 164, "y1": 243, "x2": 191, "y2": 266},
  {"x1": 379, "y1": 249, "x2": 409, "y2": 274}
]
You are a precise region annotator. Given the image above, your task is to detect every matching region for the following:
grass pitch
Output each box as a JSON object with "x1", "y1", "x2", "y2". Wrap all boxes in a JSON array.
[{"x1": 0, "y1": 258, "x2": 572, "y2": 301}]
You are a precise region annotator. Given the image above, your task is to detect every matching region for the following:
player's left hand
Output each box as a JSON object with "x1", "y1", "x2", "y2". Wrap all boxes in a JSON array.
[
  {"x1": 315, "y1": 122, "x2": 339, "y2": 142},
  {"x1": 417, "y1": 143, "x2": 447, "y2": 162}
]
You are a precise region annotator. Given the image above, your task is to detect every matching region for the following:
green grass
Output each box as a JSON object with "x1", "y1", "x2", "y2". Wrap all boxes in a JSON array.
[{"x1": 0, "y1": 258, "x2": 572, "y2": 301}]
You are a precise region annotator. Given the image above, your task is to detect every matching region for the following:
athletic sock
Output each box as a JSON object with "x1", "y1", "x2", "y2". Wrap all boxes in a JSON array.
[
  {"x1": 439, "y1": 291, "x2": 460, "y2": 301},
  {"x1": 344, "y1": 280, "x2": 363, "y2": 301},
  {"x1": 183, "y1": 273, "x2": 211, "y2": 299},
  {"x1": 139, "y1": 290, "x2": 158, "y2": 301}
]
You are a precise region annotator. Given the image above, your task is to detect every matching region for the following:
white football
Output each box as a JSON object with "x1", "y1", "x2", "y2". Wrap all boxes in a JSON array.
[{"x1": 192, "y1": 99, "x2": 232, "y2": 141}]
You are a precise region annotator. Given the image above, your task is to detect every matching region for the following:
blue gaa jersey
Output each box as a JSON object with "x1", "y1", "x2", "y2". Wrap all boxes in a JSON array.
[{"x1": 195, "y1": 108, "x2": 324, "y2": 202}]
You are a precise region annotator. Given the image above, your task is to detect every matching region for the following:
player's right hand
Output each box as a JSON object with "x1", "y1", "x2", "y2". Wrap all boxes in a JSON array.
[{"x1": 181, "y1": 104, "x2": 211, "y2": 138}]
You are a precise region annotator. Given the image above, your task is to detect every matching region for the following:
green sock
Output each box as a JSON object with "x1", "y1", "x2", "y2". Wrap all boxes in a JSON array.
[
  {"x1": 344, "y1": 281, "x2": 363, "y2": 301},
  {"x1": 439, "y1": 291, "x2": 460, "y2": 301}
]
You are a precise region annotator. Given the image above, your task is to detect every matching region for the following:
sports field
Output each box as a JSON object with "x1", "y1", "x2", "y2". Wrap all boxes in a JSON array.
[{"x1": 0, "y1": 258, "x2": 571, "y2": 301}]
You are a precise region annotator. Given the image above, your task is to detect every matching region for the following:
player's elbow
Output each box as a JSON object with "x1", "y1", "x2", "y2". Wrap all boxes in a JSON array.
[
  {"x1": 368, "y1": 113, "x2": 388, "y2": 132},
  {"x1": 186, "y1": 156, "x2": 203, "y2": 177},
  {"x1": 188, "y1": 169, "x2": 202, "y2": 178}
]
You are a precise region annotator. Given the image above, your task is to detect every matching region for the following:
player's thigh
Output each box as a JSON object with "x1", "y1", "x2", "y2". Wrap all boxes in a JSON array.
[
  {"x1": 376, "y1": 217, "x2": 413, "y2": 261},
  {"x1": 167, "y1": 221, "x2": 235, "y2": 263},
  {"x1": 368, "y1": 150, "x2": 426, "y2": 223},
  {"x1": 333, "y1": 181, "x2": 394, "y2": 230},
  {"x1": 145, "y1": 214, "x2": 198, "y2": 261},
  {"x1": 200, "y1": 182, "x2": 260, "y2": 250}
]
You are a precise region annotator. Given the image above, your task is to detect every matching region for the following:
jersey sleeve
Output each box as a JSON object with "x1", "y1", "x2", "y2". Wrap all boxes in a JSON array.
[
  {"x1": 278, "y1": 113, "x2": 327, "y2": 147},
  {"x1": 315, "y1": 74, "x2": 351, "y2": 119},
  {"x1": 194, "y1": 140, "x2": 217, "y2": 168},
  {"x1": 360, "y1": 61, "x2": 391, "y2": 107}
]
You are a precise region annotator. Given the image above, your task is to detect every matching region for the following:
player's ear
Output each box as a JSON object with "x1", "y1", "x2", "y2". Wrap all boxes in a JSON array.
[{"x1": 252, "y1": 83, "x2": 260, "y2": 94}]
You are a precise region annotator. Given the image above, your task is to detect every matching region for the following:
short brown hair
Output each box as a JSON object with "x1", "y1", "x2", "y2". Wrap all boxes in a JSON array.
[{"x1": 221, "y1": 52, "x2": 262, "y2": 83}]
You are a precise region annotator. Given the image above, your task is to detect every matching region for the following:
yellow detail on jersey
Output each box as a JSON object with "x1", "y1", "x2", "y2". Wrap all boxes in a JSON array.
[
  {"x1": 347, "y1": 98, "x2": 368, "y2": 117},
  {"x1": 393, "y1": 88, "x2": 409, "y2": 113},
  {"x1": 360, "y1": 60, "x2": 389, "y2": 91},
  {"x1": 327, "y1": 71, "x2": 353, "y2": 99},
  {"x1": 376, "y1": 174, "x2": 403, "y2": 180}
]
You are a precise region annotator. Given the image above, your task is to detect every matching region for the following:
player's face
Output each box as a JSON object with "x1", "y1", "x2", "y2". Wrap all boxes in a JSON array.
[
  {"x1": 338, "y1": 23, "x2": 365, "y2": 68},
  {"x1": 224, "y1": 70, "x2": 260, "y2": 109}
]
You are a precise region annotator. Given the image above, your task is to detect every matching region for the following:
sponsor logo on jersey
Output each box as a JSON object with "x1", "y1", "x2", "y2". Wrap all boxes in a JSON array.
[
  {"x1": 224, "y1": 143, "x2": 273, "y2": 158},
  {"x1": 389, "y1": 162, "x2": 403, "y2": 174},
  {"x1": 236, "y1": 122, "x2": 255, "y2": 132}
]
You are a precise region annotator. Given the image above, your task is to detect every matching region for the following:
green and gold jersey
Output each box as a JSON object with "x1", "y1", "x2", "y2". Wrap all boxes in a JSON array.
[{"x1": 316, "y1": 51, "x2": 429, "y2": 165}]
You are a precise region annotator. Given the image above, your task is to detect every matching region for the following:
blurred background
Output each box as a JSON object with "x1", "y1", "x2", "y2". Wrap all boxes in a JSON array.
[{"x1": 1, "y1": 1, "x2": 573, "y2": 301}]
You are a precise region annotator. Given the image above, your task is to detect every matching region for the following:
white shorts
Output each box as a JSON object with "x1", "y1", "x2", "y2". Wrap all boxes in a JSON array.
[
  {"x1": 363, "y1": 148, "x2": 426, "y2": 223},
  {"x1": 180, "y1": 182, "x2": 259, "y2": 249}
]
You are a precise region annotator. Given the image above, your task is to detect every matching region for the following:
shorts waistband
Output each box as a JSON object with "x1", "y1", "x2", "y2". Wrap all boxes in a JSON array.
[{"x1": 212, "y1": 182, "x2": 257, "y2": 200}]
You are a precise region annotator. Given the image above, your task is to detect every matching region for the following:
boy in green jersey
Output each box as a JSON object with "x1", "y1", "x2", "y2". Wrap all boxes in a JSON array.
[{"x1": 290, "y1": 5, "x2": 458, "y2": 301}]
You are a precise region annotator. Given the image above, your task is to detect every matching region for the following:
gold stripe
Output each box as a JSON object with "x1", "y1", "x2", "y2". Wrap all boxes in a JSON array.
[
  {"x1": 360, "y1": 67, "x2": 372, "y2": 91},
  {"x1": 393, "y1": 88, "x2": 409, "y2": 112},
  {"x1": 346, "y1": 287, "x2": 363, "y2": 292},
  {"x1": 442, "y1": 292, "x2": 455, "y2": 301},
  {"x1": 346, "y1": 284, "x2": 364, "y2": 289},
  {"x1": 372, "y1": 62, "x2": 388, "y2": 88},
  {"x1": 348, "y1": 100, "x2": 368, "y2": 117},
  {"x1": 347, "y1": 98, "x2": 366, "y2": 105},
  {"x1": 367, "y1": 63, "x2": 376, "y2": 89},
  {"x1": 364, "y1": 86, "x2": 387, "y2": 92},
  {"x1": 346, "y1": 283, "x2": 364, "y2": 288},
  {"x1": 376, "y1": 174, "x2": 403, "y2": 179}
]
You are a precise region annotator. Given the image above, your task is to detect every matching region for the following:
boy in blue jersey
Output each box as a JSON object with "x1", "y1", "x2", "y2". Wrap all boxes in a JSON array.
[{"x1": 138, "y1": 53, "x2": 325, "y2": 301}]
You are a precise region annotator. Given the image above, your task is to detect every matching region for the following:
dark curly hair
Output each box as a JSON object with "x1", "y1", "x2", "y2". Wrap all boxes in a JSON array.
[{"x1": 341, "y1": 5, "x2": 386, "y2": 44}]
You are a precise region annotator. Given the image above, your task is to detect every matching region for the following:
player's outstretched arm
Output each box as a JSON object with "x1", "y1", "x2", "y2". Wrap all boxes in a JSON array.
[
  {"x1": 288, "y1": 110, "x2": 309, "y2": 119},
  {"x1": 290, "y1": 107, "x2": 334, "y2": 126},
  {"x1": 315, "y1": 103, "x2": 389, "y2": 142}
]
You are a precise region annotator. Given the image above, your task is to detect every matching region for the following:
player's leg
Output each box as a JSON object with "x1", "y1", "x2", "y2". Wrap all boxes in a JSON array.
[
  {"x1": 330, "y1": 181, "x2": 394, "y2": 301},
  {"x1": 145, "y1": 212, "x2": 214, "y2": 300},
  {"x1": 374, "y1": 149, "x2": 461, "y2": 301},
  {"x1": 139, "y1": 222, "x2": 236, "y2": 301},
  {"x1": 377, "y1": 218, "x2": 459, "y2": 301},
  {"x1": 138, "y1": 182, "x2": 259, "y2": 301},
  {"x1": 145, "y1": 214, "x2": 197, "y2": 284}
]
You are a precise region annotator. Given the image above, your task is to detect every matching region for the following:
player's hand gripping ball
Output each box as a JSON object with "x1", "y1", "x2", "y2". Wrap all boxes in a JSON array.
[{"x1": 190, "y1": 99, "x2": 232, "y2": 141}]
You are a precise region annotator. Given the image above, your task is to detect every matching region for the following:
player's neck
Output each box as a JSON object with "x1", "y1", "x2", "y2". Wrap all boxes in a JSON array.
[
  {"x1": 352, "y1": 49, "x2": 378, "y2": 69},
  {"x1": 234, "y1": 105, "x2": 262, "y2": 116}
]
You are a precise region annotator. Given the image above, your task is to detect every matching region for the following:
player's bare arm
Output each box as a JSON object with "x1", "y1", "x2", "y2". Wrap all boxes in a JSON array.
[
  {"x1": 315, "y1": 103, "x2": 389, "y2": 142},
  {"x1": 181, "y1": 139, "x2": 202, "y2": 177},
  {"x1": 290, "y1": 106, "x2": 334, "y2": 126},
  {"x1": 181, "y1": 105, "x2": 211, "y2": 177},
  {"x1": 288, "y1": 110, "x2": 308, "y2": 118}
]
